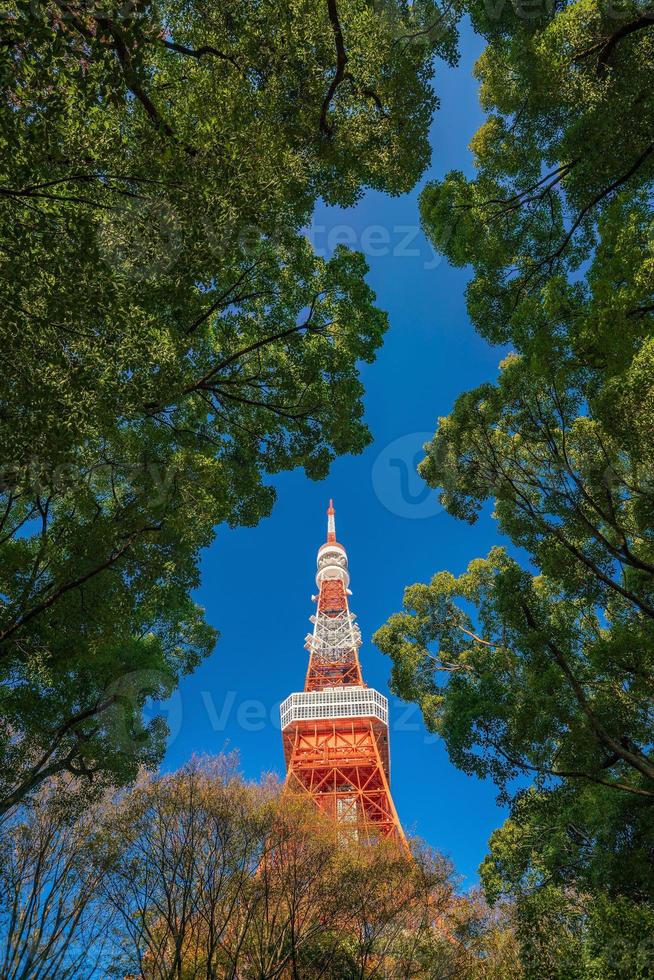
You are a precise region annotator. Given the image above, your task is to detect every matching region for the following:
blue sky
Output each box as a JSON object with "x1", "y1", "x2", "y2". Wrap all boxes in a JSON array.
[{"x1": 162, "y1": 23, "x2": 509, "y2": 887}]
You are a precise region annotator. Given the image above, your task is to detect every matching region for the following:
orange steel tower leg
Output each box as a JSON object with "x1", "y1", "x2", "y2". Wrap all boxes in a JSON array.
[{"x1": 280, "y1": 502, "x2": 405, "y2": 843}]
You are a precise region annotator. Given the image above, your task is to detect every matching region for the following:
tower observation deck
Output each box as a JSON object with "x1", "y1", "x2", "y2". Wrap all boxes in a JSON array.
[{"x1": 280, "y1": 502, "x2": 404, "y2": 841}]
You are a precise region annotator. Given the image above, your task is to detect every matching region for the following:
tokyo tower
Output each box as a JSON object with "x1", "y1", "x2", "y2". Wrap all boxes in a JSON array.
[{"x1": 280, "y1": 501, "x2": 404, "y2": 842}]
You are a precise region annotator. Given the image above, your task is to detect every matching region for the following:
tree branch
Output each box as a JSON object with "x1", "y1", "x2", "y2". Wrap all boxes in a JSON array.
[
  {"x1": 0, "y1": 525, "x2": 161, "y2": 650},
  {"x1": 520, "y1": 601, "x2": 654, "y2": 783},
  {"x1": 160, "y1": 38, "x2": 241, "y2": 73},
  {"x1": 319, "y1": 0, "x2": 348, "y2": 137}
]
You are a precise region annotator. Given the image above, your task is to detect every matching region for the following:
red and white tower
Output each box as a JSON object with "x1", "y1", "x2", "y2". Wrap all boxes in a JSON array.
[{"x1": 280, "y1": 502, "x2": 404, "y2": 842}]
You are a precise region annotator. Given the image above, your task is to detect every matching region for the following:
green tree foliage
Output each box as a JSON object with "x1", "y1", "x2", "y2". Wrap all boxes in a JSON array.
[
  {"x1": 0, "y1": 0, "x2": 457, "y2": 811},
  {"x1": 422, "y1": 0, "x2": 654, "y2": 353},
  {"x1": 489, "y1": 882, "x2": 654, "y2": 980},
  {"x1": 480, "y1": 777, "x2": 654, "y2": 974},
  {"x1": 375, "y1": 0, "x2": 654, "y2": 970},
  {"x1": 375, "y1": 547, "x2": 654, "y2": 799}
]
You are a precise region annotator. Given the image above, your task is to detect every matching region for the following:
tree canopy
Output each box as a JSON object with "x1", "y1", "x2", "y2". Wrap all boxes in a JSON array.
[
  {"x1": 0, "y1": 0, "x2": 457, "y2": 812},
  {"x1": 375, "y1": 0, "x2": 654, "y2": 969}
]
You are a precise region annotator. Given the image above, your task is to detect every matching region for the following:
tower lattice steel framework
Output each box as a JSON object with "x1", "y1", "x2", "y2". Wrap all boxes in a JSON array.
[{"x1": 280, "y1": 502, "x2": 405, "y2": 842}]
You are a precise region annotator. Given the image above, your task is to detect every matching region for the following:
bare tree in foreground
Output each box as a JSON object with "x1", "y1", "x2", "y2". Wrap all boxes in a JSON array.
[
  {"x1": 0, "y1": 777, "x2": 114, "y2": 979},
  {"x1": 100, "y1": 757, "x2": 520, "y2": 978},
  {"x1": 0, "y1": 756, "x2": 522, "y2": 978}
]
